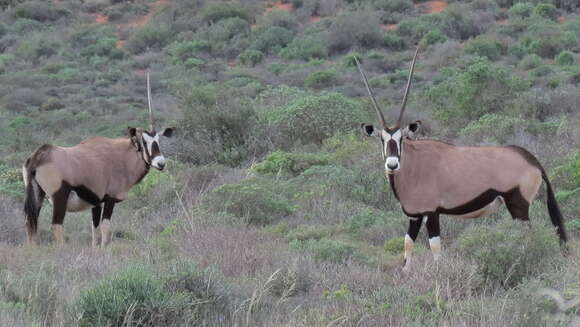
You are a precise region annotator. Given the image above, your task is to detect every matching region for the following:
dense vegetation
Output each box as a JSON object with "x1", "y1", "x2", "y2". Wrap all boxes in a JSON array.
[{"x1": 0, "y1": 0, "x2": 579, "y2": 325}]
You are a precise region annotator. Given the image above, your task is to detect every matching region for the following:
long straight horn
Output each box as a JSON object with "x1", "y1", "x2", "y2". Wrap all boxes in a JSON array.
[
  {"x1": 354, "y1": 56, "x2": 387, "y2": 129},
  {"x1": 396, "y1": 47, "x2": 420, "y2": 128},
  {"x1": 147, "y1": 70, "x2": 154, "y2": 131}
]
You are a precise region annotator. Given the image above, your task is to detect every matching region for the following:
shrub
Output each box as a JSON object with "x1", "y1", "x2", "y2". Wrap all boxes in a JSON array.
[
  {"x1": 518, "y1": 54, "x2": 543, "y2": 70},
  {"x1": 384, "y1": 237, "x2": 404, "y2": 254},
  {"x1": 14, "y1": 1, "x2": 69, "y2": 22},
  {"x1": 168, "y1": 40, "x2": 211, "y2": 64},
  {"x1": 555, "y1": 50, "x2": 575, "y2": 66},
  {"x1": 125, "y1": 24, "x2": 172, "y2": 54},
  {"x1": 328, "y1": 11, "x2": 383, "y2": 53},
  {"x1": 421, "y1": 29, "x2": 447, "y2": 46},
  {"x1": 251, "y1": 26, "x2": 295, "y2": 54},
  {"x1": 258, "y1": 92, "x2": 367, "y2": 144},
  {"x1": 238, "y1": 49, "x2": 264, "y2": 67},
  {"x1": 0, "y1": 164, "x2": 21, "y2": 198},
  {"x1": 521, "y1": 23, "x2": 576, "y2": 58},
  {"x1": 508, "y1": 2, "x2": 534, "y2": 18},
  {"x1": 200, "y1": 2, "x2": 249, "y2": 23},
  {"x1": 279, "y1": 36, "x2": 327, "y2": 61},
  {"x1": 456, "y1": 220, "x2": 561, "y2": 287},
  {"x1": 383, "y1": 32, "x2": 406, "y2": 50},
  {"x1": 290, "y1": 239, "x2": 355, "y2": 263},
  {"x1": 464, "y1": 36, "x2": 505, "y2": 60},
  {"x1": 533, "y1": 3, "x2": 558, "y2": 21},
  {"x1": 252, "y1": 151, "x2": 332, "y2": 176},
  {"x1": 258, "y1": 10, "x2": 299, "y2": 32},
  {"x1": 425, "y1": 57, "x2": 529, "y2": 127},
  {"x1": 373, "y1": 0, "x2": 414, "y2": 12},
  {"x1": 304, "y1": 70, "x2": 337, "y2": 89},
  {"x1": 208, "y1": 177, "x2": 293, "y2": 225},
  {"x1": 72, "y1": 261, "x2": 231, "y2": 326}
]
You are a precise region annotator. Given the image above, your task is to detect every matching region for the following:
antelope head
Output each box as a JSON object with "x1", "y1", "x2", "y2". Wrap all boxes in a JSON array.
[
  {"x1": 357, "y1": 48, "x2": 421, "y2": 174},
  {"x1": 128, "y1": 71, "x2": 175, "y2": 171}
]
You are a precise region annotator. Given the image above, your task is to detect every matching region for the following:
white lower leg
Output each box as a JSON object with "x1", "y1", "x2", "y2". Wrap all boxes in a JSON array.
[
  {"x1": 429, "y1": 236, "x2": 441, "y2": 261},
  {"x1": 92, "y1": 224, "x2": 100, "y2": 248},
  {"x1": 52, "y1": 224, "x2": 65, "y2": 245},
  {"x1": 404, "y1": 234, "x2": 414, "y2": 269},
  {"x1": 100, "y1": 219, "x2": 111, "y2": 248}
]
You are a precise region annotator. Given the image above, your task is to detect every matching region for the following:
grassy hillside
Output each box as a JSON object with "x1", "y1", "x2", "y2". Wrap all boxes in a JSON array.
[{"x1": 0, "y1": 0, "x2": 579, "y2": 325}]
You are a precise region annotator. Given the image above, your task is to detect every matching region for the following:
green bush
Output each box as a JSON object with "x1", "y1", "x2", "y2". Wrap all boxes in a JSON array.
[
  {"x1": 328, "y1": 11, "x2": 383, "y2": 53},
  {"x1": 251, "y1": 26, "x2": 295, "y2": 54},
  {"x1": 72, "y1": 261, "x2": 231, "y2": 326},
  {"x1": 518, "y1": 54, "x2": 543, "y2": 70},
  {"x1": 396, "y1": 6, "x2": 478, "y2": 42},
  {"x1": 125, "y1": 24, "x2": 172, "y2": 54},
  {"x1": 508, "y1": 3, "x2": 534, "y2": 18},
  {"x1": 425, "y1": 57, "x2": 529, "y2": 126},
  {"x1": 290, "y1": 239, "x2": 355, "y2": 263},
  {"x1": 168, "y1": 40, "x2": 211, "y2": 64},
  {"x1": 384, "y1": 237, "x2": 404, "y2": 254},
  {"x1": 208, "y1": 177, "x2": 293, "y2": 225},
  {"x1": 555, "y1": 50, "x2": 575, "y2": 65},
  {"x1": 373, "y1": 0, "x2": 414, "y2": 12},
  {"x1": 304, "y1": 70, "x2": 337, "y2": 89},
  {"x1": 252, "y1": 151, "x2": 332, "y2": 176},
  {"x1": 464, "y1": 36, "x2": 505, "y2": 60},
  {"x1": 201, "y1": 2, "x2": 249, "y2": 23},
  {"x1": 238, "y1": 49, "x2": 264, "y2": 67},
  {"x1": 347, "y1": 207, "x2": 384, "y2": 233},
  {"x1": 520, "y1": 23, "x2": 576, "y2": 58},
  {"x1": 456, "y1": 220, "x2": 561, "y2": 287},
  {"x1": 383, "y1": 32, "x2": 406, "y2": 50},
  {"x1": 279, "y1": 36, "x2": 327, "y2": 61},
  {"x1": 421, "y1": 29, "x2": 447, "y2": 46},
  {"x1": 14, "y1": 1, "x2": 69, "y2": 22},
  {"x1": 258, "y1": 92, "x2": 367, "y2": 144},
  {"x1": 533, "y1": 3, "x2": 558, "y2": 20}
]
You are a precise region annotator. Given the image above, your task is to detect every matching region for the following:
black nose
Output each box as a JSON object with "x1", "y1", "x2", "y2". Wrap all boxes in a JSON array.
[
  {"x1": 387, "y1": 163, "x2": 398, "y2": 170},
  {"x1": 157, "y1": 163, "x2": 165, "y2": 170}
]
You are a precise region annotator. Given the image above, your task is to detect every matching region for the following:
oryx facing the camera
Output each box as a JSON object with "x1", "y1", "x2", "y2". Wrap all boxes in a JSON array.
[
  {"x1": 355, "y1": 49, "x2": 566, "y2": 269},
  {"x1": 22, "y1": 72, "x2": 175, "y2": 247}
]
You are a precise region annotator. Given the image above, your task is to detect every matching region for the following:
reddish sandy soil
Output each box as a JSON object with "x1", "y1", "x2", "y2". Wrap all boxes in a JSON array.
[
  {"x1": 414, "y1": 0, "x2": 448, "y2": 14},
  {"x1": 496, "y1": 19, "x2": 509, "y2": 25},
  {"x1": 265, "y1": 1, "x2": 293, "y2": 14},
  {"x1": 309, "y1": 15, "x2": 321, "y2": 24},
  {"x1": 557, "y1": 16, "x2": 566, "y2": 23},
  {"x1": 127, "y1": 0, "x2": 170, "y2": 28},
  {"x1": 91, "y1": 0, "x2": 170, "y2": 49},
  {"x1": 381, "y1": 23, "x2": 398, "y2": 31},
  {"x1": 94, "y1": 13, "x2": 108, "y2": 24}
]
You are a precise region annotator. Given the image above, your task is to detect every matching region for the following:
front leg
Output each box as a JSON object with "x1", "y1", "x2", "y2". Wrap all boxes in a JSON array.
[
  {"x1": 91, "y1": 205, "x2": 102, "y2": 248},
  {"x1": 51, "y1": 185, "x2": 71, "y2": 246},
  {"x1": 425, "y1": 213, "x2": 441, "y2": 261},
  {"x1": 403, "y1": 217, "x2": 423, "y2": 270},
  {"x1": 100, "y1": 200, "x2": 115, "y2": 248}
]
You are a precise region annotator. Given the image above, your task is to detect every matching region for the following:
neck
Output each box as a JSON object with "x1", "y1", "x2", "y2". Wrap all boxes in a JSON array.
[{"x1": 127, "y1": 139, "x2": 151, "y2": 186}]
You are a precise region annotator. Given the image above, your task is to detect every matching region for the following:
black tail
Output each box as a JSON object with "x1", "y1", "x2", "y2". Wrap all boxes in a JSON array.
[
  {"x1": 23, "y1": 160, "x2": 43, "y2": 220},
  {"x1": 542, "y1": 172, "x2": 567, "y2": 245}
]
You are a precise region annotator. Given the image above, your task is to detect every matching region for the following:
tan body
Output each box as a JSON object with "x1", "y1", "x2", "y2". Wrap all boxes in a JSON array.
[
  {"x1": 393, "y1": 140, "x2": 542, "y2": 217},
  {"x1": 23, "y1": 136, "x2": 150, "y2": 247}
]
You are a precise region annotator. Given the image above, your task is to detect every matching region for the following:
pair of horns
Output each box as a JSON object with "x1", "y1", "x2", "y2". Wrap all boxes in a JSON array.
[
  {"x1": 354, "y1": 47, "x2": 420, "y2": 128},
  {"x1": 146, "y1": 71, "x2": 155, "y2": 132}
]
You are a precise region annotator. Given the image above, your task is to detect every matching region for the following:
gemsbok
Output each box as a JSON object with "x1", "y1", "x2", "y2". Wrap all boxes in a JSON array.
[
  {"x1": 22, "y1": 72, "x2": 174, "y2": 247},
  {"x1": 355, "y1": 49, "x2": 567, "y2": 268}
]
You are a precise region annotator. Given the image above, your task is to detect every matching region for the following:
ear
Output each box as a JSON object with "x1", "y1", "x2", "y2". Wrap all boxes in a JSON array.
[
  {"x1": 160, "y1": 127, "x2": 174, "y2": 138},
  {"x1": 127, "y1": 127, "x2": 137, "y2": 138},
  {"x1": 408, "y1": 120, "x2": 421, "y2": 133},
  {"x1": 403, "y1": 120, "x2": 422, "y2": 139},
  {"x1": 360, "y1": 123, "x2": 378, "y2": 137}
]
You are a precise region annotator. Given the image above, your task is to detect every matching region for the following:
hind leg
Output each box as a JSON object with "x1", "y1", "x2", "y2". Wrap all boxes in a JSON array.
[
  {"x1": 505, "y1": 189, "x2": 530, "y2": 221},
  {"x1": 91, "y1": 205, "x2": 102, "y2": 248},
  {"x1": 25, "y1": 215, "x2": 39, "y2": 245},
  {"x1": 51, "y1": 185, "x2": 70, "y2": 245}
]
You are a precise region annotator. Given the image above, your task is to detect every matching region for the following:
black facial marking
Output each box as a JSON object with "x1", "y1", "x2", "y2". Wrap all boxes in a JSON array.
[
  {"x1": 387, "y1": 139, "x2": 399, "y2": 157},
  {"x1": 151, "y1": 141, "x2": 160, "y2": 157}
]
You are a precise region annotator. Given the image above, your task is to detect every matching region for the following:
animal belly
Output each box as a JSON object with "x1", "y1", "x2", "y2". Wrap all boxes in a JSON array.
[
  {"x1": 66, "y1": 191, "x2": 94, "y2": 212},
  {"x1": 451, "y1": 196, "x2": 504, "y2": 219}
]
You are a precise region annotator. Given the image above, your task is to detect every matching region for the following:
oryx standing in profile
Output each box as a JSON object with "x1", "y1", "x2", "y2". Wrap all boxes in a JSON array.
[
  {"x1": 355, "y1": 49, "x2": 567, "y2": 268},
  {"x1": 22, "y1": 72, "x2": 175, "y2": 247}
]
